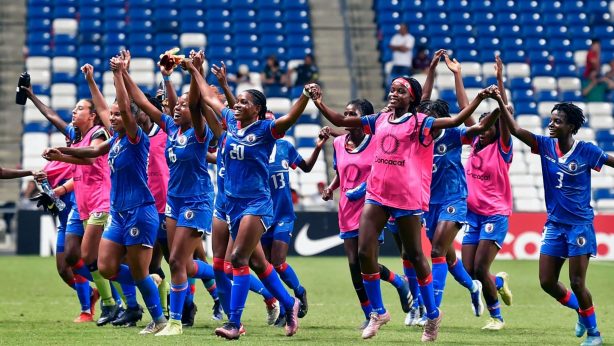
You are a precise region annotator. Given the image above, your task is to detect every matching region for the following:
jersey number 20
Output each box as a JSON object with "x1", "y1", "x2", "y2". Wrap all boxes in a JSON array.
[{"x1": 230, "y1": 144, "x2": 245, "y2": 160}]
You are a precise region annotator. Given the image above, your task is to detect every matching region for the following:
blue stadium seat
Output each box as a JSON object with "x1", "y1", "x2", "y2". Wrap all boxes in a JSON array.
[
  {"x1": 79, "y1": 19, "x2": 103, "y2": 33},
  {"x1": 130, "y1": 45, "x2": 155, "y2": 58},
  {"x1": 502, "y1": 49, "x2": 527, "y2": 63},
  {"x1": 180, "y1": 20, "x2": 205, "y2": 32},
  {"x1": 155, "y1": 33, "x2": 179, "y2": 47},
  {"x1": 52, "y1": 72, "x2": 76, "y2": 84},
  {"x1": 554, "y1": 64, "x2": 578, "y2": 77},
  {"x1": 259, "y1": 9, "x2": 283, "y2": 21},
  {"x1": 27, "y1": 32, "x2": 51, "y2": 45},
  {"x1": 231, "y1": 21, "x2": 258, "y2": 34},
  {"x1": 154, "y1": 8, "x2": 179, "y2": 21},
  {"x1": 129, "y1": 8, "x2": 153, "y2": 20},
  {"x1": 536, "y1": 90, "x2": 559, "y2": 102},
  {"x1": 29, "y1": 6, "x2": 52, "y2": 18},
  {"x1": 103, "y1": 33, "x2": 126, "y2": 45},
  {"x1": 259, "y1": 0, "x2": 281, "y2": 8},
  {"x1": 232, "y1": 9, "x2": 257, "y2": 21},
  {"x1": 287, "y1": 34, "x2": 312, "y2": 48},
  {"x1": 53, "y1": 6, "x2": 77, "y2": 18},
  {"x1": 287, "y1": 47, "x2": 311, "y2": 60},
  {"x1": 104, "y1": 21, "x2": 127, "y2": 33},
  {"x1": 32, "y1": 85, "x2": 50, "y2": 95},
  {"x1": 531, "y1": 63, "x2": 554, "y2": 76},
  {"x1": 24, "y1": 122, "x2": 49, "y2": 133},
  {"x1": 260, "y1": 21, "x2": 285, "y2": 35},
  {"x1": 155, "y1": 20, "x2": 179, "y2": 33},
  {"x1": 594, "y1": 188, "x2": 614, "y2": 201},
  {"x1": 560, "y1": 90, "x2": 583, "y2": 102},
  {"x1": 79, "y1": 6, "x2": 102, "y2": 19},
  {"x1": 283, "y1": 0, "x2": 308, "y2": 10},
  {"x1": 514, "y1": 101, "x2": 537, "y2": 114},
  {"x1": 463, "y1": 76, "x2": 484, "y2": 88},
  {"x1": 543, "y1": 13, "x2": 564, "y2": 26},
  {"x1": 513, "y1": 89, "x2": 535, "y2": 102},
  {"x1": 28, "y1": 18, "x2": 52, "y2": 32},
  {"x1": 52, "y1": 44, "x2": 76, "y2": 57},
  {"x1": 130, "y1": 0, "x2": 153, "y2": 7},
  {"x1": 153, "y1": 0, "x2": 178, "y2": 7},
  {"x1": 77, "y1": 44, "x2": 102, "y2": 58},
  {"x1": 128, "y1": 33, "x2": 153, "y2": 46},
  {"x1": 374, "y1": 0, "x2": 402, "y2": 11},
  {"x1": 103, "y1": 6, "x2": 126, "y2": 19}
]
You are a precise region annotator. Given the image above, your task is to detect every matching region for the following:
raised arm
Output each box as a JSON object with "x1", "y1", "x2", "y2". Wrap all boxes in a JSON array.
[
  {"x1": 81, "y1": 64, "x2": 111, "y2": 132},
  {"x1": 49, "y1": 139, "x2": 111, "y2": 160},
  {"x1": 464, "y1": 108, "x2": 500, "y2": 138},
  {"x1": 496, "y1": 94, "x2": 537, "y2": 150},
  {"x1": 122, "y1": 65, "x2": 164, "y2": 128},
  {"x1": 158, "y1": 56, "x2": 178, "y2": 113},
  {"x1": 297, "y1": 129, "x2": 329, "y2": 172},
  {"x1": 494, "y1": 55, "x2": 511, "y2": 146},
  {"x1": 308, "y1": 84, "x2": 362, "y2": 128},
  {"x1": 273, "y1": 93, "x2": 308, "y2": 134},
  {"x1": 183, "y1": 53, "x2": 208, "y2": 141},
  {"x1": 0, "y1": 167, "x2": 45, "y2": 180},
  {"x1": 211, "y1": 61, "x2": 236, "y2": 108},
  {"x1": 22, "y1": 85, "x2": 68, "y2": 135},
  {"x1": 190, "y1": 58, "x2": 225, "y2": 138},
  {"x1": 421, "y1": 49, "x2": 445, "y2": 101},
  {"x1": 110, "y1": 57, "x2": 138, "y2": 140},
  {"x1": 605, "y1": 155, "x2": 614, "y2": 168},
  {"x1": 432, "y1": 86, "x2": 496, "y2": 130}
]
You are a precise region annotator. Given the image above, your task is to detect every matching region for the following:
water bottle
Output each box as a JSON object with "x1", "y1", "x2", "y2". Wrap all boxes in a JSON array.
[
  {"x1": 40, "y1": 179, "x2": 66, "y2": 211},
  {"x1": 16, "y1": 72, "x2": 30, "y2": 105}
]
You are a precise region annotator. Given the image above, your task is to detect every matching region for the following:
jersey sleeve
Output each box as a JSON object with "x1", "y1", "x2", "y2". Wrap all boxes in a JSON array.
[
  {"x1": 419, "y1": 116, "x2": 435, "y2": 145},
  {"x1": 160, "y1": 113, "x2": 175, "y2": 134},
  {"x1": 91, "y1": 127, "x2": 110, "y2": 142},
  {"x1": 65, "y1": 125, "x2": 76, "y2": 141},
  {"x1": 530, "y1": 134, "x2": 548, "y2": 155},
  {"x1": 287, "y1": 141, "x2": 303, "y2": 169},
  {"x1": 459, "y1": 127, "x2": 473, "y2": 145},
  {"x1": 498, "y1": 135, "x2": 513, "y2": 163},
  {"x1": 267, "y1": 119, "x2": 285, "y2": 141},
  {"x1": 221, "y1": 107, "x2": 235, "y2": 130},
  {"x1": 361, "y1": 114, "x2": 379, "y2": 135},
  {"x1": 585, "y1": 142, "x2": 608, "y2": 172},
  {"x1": 127, "y1": 126, "x2": 144, "y2": 145}
]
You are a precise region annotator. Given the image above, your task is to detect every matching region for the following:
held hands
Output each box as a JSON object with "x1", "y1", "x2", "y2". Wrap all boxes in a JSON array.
[
  {"x1": 494, "y1": 54, "x2": 504, "y2": 78},
  {"x1": 305, "y1": 83, "x2": 321, "y2": 102},
  {"x1": 42, "y1": 148, "x2": 63, "y2": 161},
  {"x1": 120, "y1": 50, "x2": 131, "y2": 70},
  {"x1": 478, "y1": 85, "x2": 500, "y2": 100},
  {"x1": 321, "y1": 186, "x2": 333, "y2": 201},
  {"x1": 211, "y1": 61, "x2": 229, "y2": 85},
  {"x1": 32, "y1": 170, "x2": 47, "y2": 182},
  {"x1": 109, "y1": 56, "x2": 126, "y2": 72},
  {"x1": 429, "y1": 49, "x2": 446, "y2": 70},
  {"x1": 316, "y1": 127, "x2": 330, "y2": 148},
  {"x1": 444, "y1": 53, "x2": 461, "y2": 74}
]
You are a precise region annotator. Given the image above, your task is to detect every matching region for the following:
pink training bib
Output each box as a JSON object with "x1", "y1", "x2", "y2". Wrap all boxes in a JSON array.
[
  {"x1": 334, "y1": 134, "x2": 377, "y2": 233},
  {"x1": 465, "y1": 137, "x2": 513, "y2": 216},
  {"x1": 72, "y1": 125, "x2": 111, "y2": 220},
  {"x1": 147, "y1": 124, "x2": 169, "y2": 214},
  {"x1": 44, "y1": 160, "x2": 72, "y2": 188}
]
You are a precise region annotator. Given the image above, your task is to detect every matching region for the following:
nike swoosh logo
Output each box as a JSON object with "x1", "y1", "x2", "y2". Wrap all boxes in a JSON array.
[{"x1": 294, "y1": 223, "x2": 344, "y2": 256}]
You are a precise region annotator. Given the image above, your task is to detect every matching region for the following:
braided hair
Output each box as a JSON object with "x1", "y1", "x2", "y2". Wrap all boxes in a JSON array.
[
  {"x1": 245, "y1": 89, "x2": 267, "y2": 120},
  {"x1": 348, "y1": 98, "x2": 374, "y2": 117},
  {"x1": 417, "y1": 99, "x2": 450, "y2": 118},
  {"x1": 395, "y1": 76, "x2": 423, "y2": 115},
  {"x1": 552, "y1": 102, "x2": 584, "y2": 135}
]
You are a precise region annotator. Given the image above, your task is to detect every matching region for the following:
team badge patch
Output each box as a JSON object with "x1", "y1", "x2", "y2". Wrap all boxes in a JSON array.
[
  {"x1": 185, "y1": 210, "x2": 194, "y2": 220},
  {"x1": 446, "y1": 206, "x2": 456, "y2": 214},
  {"x1": 380, "y1": 134, "x2": 400, "y2": 154},
  {"x1": 485, "y1": 223, "x2": 494, "y2": 233},
  {"x1": 177, "y1": 134, "x2": 187, "y2": 145},
  {"x1": 432, "y1": 163, "x2": 438, "y2": 173},
  {"x1": 437, "y1": 143, "x2": 447, "y2": 154},
  {"x1": 92, "y1": 212, "x2": 103, "y2": 218},
  {"x1": 568, "y1": 161, "x2": 578, "y2": 172},
  {"x1": 282, "y1": 160, "x2": 289, "y2": 169},
  {"x1": 246, "y1": 134, "x2": 256, "y2": 143},
  {"x1": 112, "y1": 143, "x2": 121, "y2": 154},
  {"x1": 577, "y1": 236, "x2": 586, "y2": 247},
  {"x1": 130, "y1": 227, "x2": 139, "y2": 237}
]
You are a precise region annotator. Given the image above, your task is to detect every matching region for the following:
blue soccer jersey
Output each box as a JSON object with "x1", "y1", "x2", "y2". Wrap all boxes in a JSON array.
[
  {"x1": 431, "y1": 127, "x2": 469, "y2": 204},
  {"x1": 161, "y1": 114, "x2": 213, "y2": 198},
  {"x1": 214, "y1": 132, "x2": 228, "y2": 209},
  {"x1": 532, "y1": 135, "x2": 608, "y2": 225},
  {"x1": 221, "y1": 107, "x2": 283, "y2": 199},
  {"x1": 269, "y1": 139, "x2": 303, "y2": 222},
  {"x1": 108, "y1": 127, "x2": 154, "y2": 212}
]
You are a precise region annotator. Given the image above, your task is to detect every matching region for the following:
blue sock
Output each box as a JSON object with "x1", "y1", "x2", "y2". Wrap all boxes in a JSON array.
[
  {"x1": 362, "y1": 272, "x2": 386, "y2": 314},
  {"x1": 495, "y1": 276, "x2": 504, "y2": 290},
  {"x1": 486, "y1": 300, "x2": 502, "y2": 320},
  {"x1": 112, "y1": 264, "x2": 135, "y2": 285},
  {"x1": 250, "y1": 274, "x2": 274, "y2": 301},
  {"x1": 448, "y1": 259, "x2": 475, "y2": 291},
  {"x1": 135, "y1": 276, "x2": 164, "y2": 322},
  {"x1": 558, "y1": 290, "x2": 580, "y2": 310},
  {"x1": 169, "y1": 281, "x2": 188, "y2": 321},
  {"x1": 121, "y1": 283, "x2": 138, "y2": 309},
  {"x1": 403, "y1": 260, "x2": 422, "y2": 309},
  {"x1": 74, "y1": 276, "x2": 91, "y2": 312},
  {"x1": 192, "y1": 259, "x2": 214, "y2": 280},
  {"x1": 579, "y1": 306, "x2": 600, "y2": 336},
  {"x1": 185, "y1": 278, "x2": 196, "y2": 306},
  {"x1": 258, "y1": 264, "x2": 295, "y2": 310},
  {"x1": 110, "y1": 282, "x2": 123, "y2": 306},
  {"x1": 71, "y1": 259, "x2": 93, "y2": 282},
  {"x1": 229, "y1": 266, "x2": 251, "y2": 326},
  {"x1": 275, "y1": 262, "x2": 305, "y2": 296},
  {"x1": 418, "y1": 273, "x2": 440, "y2": 319},
  {"x1": 213, "y1": 258, "x2": 231, "y2": 316},
  {"x1": 380, "y1": 265, "x2": 405, "y2": 289},
  {"x1": 361, "y1": 301, "x2": 372, "y2": 319},
  {"x1": 203, "y1": 278, "x2": 219, "y2": 300},
  {"x1": 431, "y1": 257, "x2": 448, "y2": 308}
]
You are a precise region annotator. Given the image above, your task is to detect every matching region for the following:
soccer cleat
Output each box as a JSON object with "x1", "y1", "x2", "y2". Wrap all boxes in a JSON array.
[
  {"x1": 239, "y1": 324, "x2": 247, "y2": 336},
  {"x1": 112, "y1": 305, "x2": 143, "y2": 327},
  {"x1": 397, "y1": 277, "x2": 412, "y2": 313},
  {"x1": 581, "y1": 335, "x2": 603, "y2": 346},
  {"x1": 417, "y1": 315, "x2": 428, "y2": 327},
  {"x1": 139, "y1": 320, "x2": 167, "y2": 335},
  {"x1": 297, "y1": 289, "x2": 309, "y2": 318},
  {"x1": 274, "y1": 314, "x2": 286, "y2": 328},
  {"x1": 481, "y1": 317, "x2": 505, "y2": 331},
  {"x1": 470, "y1": 280, "x2": 484, "y2": 317},
  {"x1": 90, "y1": 288, "x2": 100, "y2": 317},
  {"x1": 266, "y1": 300, "x2": 280, "y2": 325},
  {"x1": 74, "y1": 312, "x2": 94, "y2": 323},
  {"x1": 181, "y1": 302, "x2": 197, "y2": 327},
  {"x1": 212, "y1": 299, "x2": 223, "y2": 321},
  {"x1": 496, "y1": 272, "x2": 513, "y2": 306},
  {"x1": 576, "y1": 319, "x2": 586, "y2": 338},
  {"x1": 405, "y1": 306, "x2": 420, "y2": 326},
  {"x1": 285, "y1": 298, "x2": 300, "y2": 337},
  {"x1": 97, "y1": 304, "x2": 121, "y2": 326},
  {"x1": 421, "y1": 311, "x2": 443, "y2": 342},
  {"x1": 215, "y1": 322, "x2": 242, "y2": 340},
  {"x1": 155, "y1": 320, "x2": 183, "y2": 336},
  {"x1": 358, "y1": 319, "x2": 370, "y2": 331},
  {"x1": 361, "y1": 311, "x2": 391, "y2": 339}
]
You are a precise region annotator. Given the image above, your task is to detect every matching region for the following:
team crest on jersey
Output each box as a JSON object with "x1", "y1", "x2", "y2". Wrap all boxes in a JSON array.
[
  {"x1": 246, "y1": 134, "x2": 256, "y2": 143},
  {"x1": 568, "y1": 161, "x2": 578, "y2": 172},
  {"x1": 165, "y1": 204, "x2": 172, "y2": 216},
  {"x1": 432, "y1": 163, "x2": 438, "y2": 173},
  {"x1": 185, "y1": 209, "x2": 194, "y2": 220},
  {"x1": 485, "y1": 223, "x2": 494, "y2": 233},
  {"x1": 177, "y1": 134, "x2": 187, "y2": 145},
  {"x1": 161, "y1": 220, "x2": 167, "y2": 231},
  {"x1": 92, "y1": 212, "x2": 103, "y2": 218},
  {"x1": 446, "y1": 206, "x2": 456, "y2": 214},
  {"x1": 112, "y1": 143, "x2": 121, "y2": 154},
  {"x1": 381, "y1": 134, "x2": 400, "y2": 154},
  {"x1": 130, "y1": 227, "x2": 139, "y2": 237},
  {"x1": 437, "y1": 143, "x2": 447, "y2": 154},
  {"x1": 282, "y1": 160, "x2": 289, "y2": 169},
  {"x1": 577, "y1": 236, "x2": 586, "y2": 247}
]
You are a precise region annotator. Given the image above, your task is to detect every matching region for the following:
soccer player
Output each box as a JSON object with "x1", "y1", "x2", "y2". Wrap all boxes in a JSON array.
[
  {"x1": 27, "y1": 79, "x2": 119, "y2": 325},
  {"x1": 499, "y1": 101, "x2": 612, "y2": 346},
  {"x1": 461, "y1": 56, "x2": 513, "y2": 331},
  {"x1": 307, "y1": 80, "x2": 498, "y2": 341},
  {"x1": 200, "y1": 75, "x2": 312, "y2": 340},
  {"x1": 318, "y1": 99, "x2": 411, "y2": 329},
  {"x1": 44, "y1": 56, "x2": 168, "y2": 334},
  {"x1": 121, "y1": 51, "x2": 216, "y2": 336}
]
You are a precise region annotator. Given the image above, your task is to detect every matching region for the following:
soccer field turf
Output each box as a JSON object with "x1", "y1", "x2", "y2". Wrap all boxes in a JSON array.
[{"x1": 0, "y1": 256, "x2": 612, "y2": 345}]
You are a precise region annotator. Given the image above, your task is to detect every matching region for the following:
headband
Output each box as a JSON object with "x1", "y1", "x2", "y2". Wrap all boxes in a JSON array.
[{"x1": 392, "y1": 78, "x2": 415, "y2": 99}]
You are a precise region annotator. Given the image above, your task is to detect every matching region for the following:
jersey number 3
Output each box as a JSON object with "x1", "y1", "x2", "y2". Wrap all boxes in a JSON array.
[
  {"x1": 555, "y1": 171, "x2": 564, "y2": 189},
  {"x1": 229, "y1": 143, "x2": 245, "y2": 160}
]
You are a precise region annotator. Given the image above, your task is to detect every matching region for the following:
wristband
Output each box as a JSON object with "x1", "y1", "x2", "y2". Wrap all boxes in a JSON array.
[
  {"x1": 162, "y1": 75, "x2": 170, "y2": 82},
  {"x1": 62, "y1": 185, "x2": 68, "y2": 195},
  {"x1": 302, "y1": 88, "x2": 310, "y2": 97}
]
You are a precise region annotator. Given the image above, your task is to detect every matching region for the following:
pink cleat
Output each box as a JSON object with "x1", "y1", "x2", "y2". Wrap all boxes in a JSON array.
[
  {"x1": 421, "y1": 310, "x2": 443, "y2": 342},
  {"x1": 361, "y1": 311, "x2": 391, "y2": 339},
  {"x1": 285, "y1": 298, "x2": 300, "y2": 336}
]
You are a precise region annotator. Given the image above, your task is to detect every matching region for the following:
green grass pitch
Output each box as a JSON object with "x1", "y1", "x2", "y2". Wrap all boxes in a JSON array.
[{"x1": 0, "y1": 256, "x2": 612, "y2": 345}]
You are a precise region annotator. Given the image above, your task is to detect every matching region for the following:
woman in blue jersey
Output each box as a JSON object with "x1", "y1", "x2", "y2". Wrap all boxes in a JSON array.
[
  {"x1": 500, "y1": 100, "x2": 613, "y2": 346},
  {"x1": 121, "y1": 51, "x2": 216, "y2": 336},
  {"x1": 200, "y1": 71, "x2": 314, "y2": 339},
  {"x1": 44, "y1": 57, "x2": 167, "y2": 334}
]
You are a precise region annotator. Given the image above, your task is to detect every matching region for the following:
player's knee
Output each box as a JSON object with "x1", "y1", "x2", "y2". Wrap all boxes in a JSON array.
[
  {"x1": 98, "y1": 263, "x2": 115, "y2": 280},
  {"x1": 569, "y1": 276, "x2": 586, "y2": 293},
  {"x1": 168, "y1": 255, "x2": 185, "y2": 275},
  {"x1": 473, "y1": 263, "x2": 489, "y2": 281},
  {"x1": 430, "y1": 246, "x2": 445, "y2": 259},
  {"x1": 230, "y1": 251, "x2": 249, "y2": 269},
  {"x1": 539, "y1": 276, "x2": 556, "y2": 293}
]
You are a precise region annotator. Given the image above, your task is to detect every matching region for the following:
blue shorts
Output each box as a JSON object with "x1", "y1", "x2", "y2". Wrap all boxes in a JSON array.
[
  {"x1": 540, "y1": 220, "x2": 597, "y2": 258},
  {"x1": 213, "y1": 207, "x2": 228, "y2": 223},
  {"x1": 462, "y1": 210, "x2": 508, "y2": 248},
  {"x1": 165, "y1": 193, "x2": 214, "y2": 234},
  {"x1": 65, "y1": 206, "x2": 84, "y2": 237},
  {"x1": 226, "y1": 195, "x2": 274, "y2": 240},
  {"x1": 214, "y1": 193, "x2": 227, "y2": 222},
  {"x1": 56, "y1": 194, "x2": 74, "y2": 253},
  {"x1": 365, "y1": 199, "x2": 424, "y2": 220},
  {"x1": 340, "y1": 229, "x2": 385, "y2": 244},
  {"x1": 424, "y1": 199, "x2": 467, "y2": 240},
  {"x1": 261, "y1": 220, "x2": 294, "y2": 246},
  {"x1": 156, "y1": 213, "x2": 167, "y2": 241},
  {"x1": 103, "y1": 204, "x2": 158, "y2": 247}
]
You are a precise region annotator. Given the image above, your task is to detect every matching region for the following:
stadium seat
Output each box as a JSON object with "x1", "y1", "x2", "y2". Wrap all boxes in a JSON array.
[{"x1": 587, "y1": 102, "x2": 613, "y2": 117}]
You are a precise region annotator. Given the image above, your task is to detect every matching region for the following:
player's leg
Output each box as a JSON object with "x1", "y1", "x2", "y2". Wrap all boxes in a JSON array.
[
  {"x1": 390, "y1": 225, "x2": 423, "y2": 326},
  {"x1": 446, "y1": 242, "x2": 482, "y2": 317},
  {"x1": 473, "y1": 239, "x2": 504, "y2": 330},
  {"x1": 343, "y1": 236, "x2": 372, "y2": 328},
  {"x1": 569, "y1": 255, "x2": 602, "y2": 345},
  {"x1": 271, "y1": 222, "x2": 307, "y2": 318},
  {"x1": 212, "y1": 216, "x2": 231, "y2": 319}
]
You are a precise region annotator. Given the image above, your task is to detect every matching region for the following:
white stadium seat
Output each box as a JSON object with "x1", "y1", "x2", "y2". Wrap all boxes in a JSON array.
[
  {"x1": 557, "y1": 77, "x2": 581, "y2": 91},
  {"x1": 515, "y1": 198, "x2": 544, "y2": 212},
  {"x1": 50, "y1": 132, "x2": 68, "y2": 147},
  {"x1": 51, "y1": 95, "x2": 76, "y2": 109},
  {"x1": 22, "y1": 133, "x2": 49, "y2": 157},
  {"x1": 180, "y1": 33, "x2": 207, "y2": 48},
  {"x1": 51, "y1": 83, "x2": 77, "y2": 97},
  {"x1": 292, "y1": 98, "x2": 318, "y2": 115},
  {"x1": 573, "y1": 50, "x2": 587, "y2": 67},
  {"x1": 510, "y1": 174, "x2": 536, "y2": 187},
  {"x1": 516, "y1": 115, "x2": 541, "y2": 128},
  {"x1": 596, "y1": 199, "x2": 614, "y2": 211},
  {"x1": 22, "y1": 156, "x2": 48, "y2": 170},
  {"x1": 513, "y1": 186, "x2": 538, "y2": 198},
  {"x1": 294, "y1": 125, "x2": 320, "y2": 139},
  {"x1": 593, "y1": 176, "x2": 614, "y2": 189},
  {"x1": 587, "y1": 102, "x2": 613, "y2": 117},
  {"x1": 436, "y1": 78, "x2": 455, "y2": 90},
  {"x1": 537, "y1": 102, "x2": 558, "y2": 117},
  {"x1": 130, "y1": 58, "x2": 156, "y2": 72},
  {"x1": 23, "y1": 108, "x2": 46, "y2": 123},
  {"x1": 575, "y1": 128, "x2": 595, "y2": 142},
  {"x1": 532, "y1": 77, "x2": 557, "y2": 91},
  {"x1": 267, "y1": 97, "x2": 292, "y2": 114},
  {"x1": 506, "y1": 63, "x2": 531, "y2": 78},
  {"x1": 52, "y1": 18, "x2": 78, "y2": 35},
  {"x1": 26, "y1": 56, "x2": 51, "y2": 71},
  {"x1": 131, "y1": 71, "x2": 156, "y2": 88},
  {"x1": 29, "y1": 70, "x2": 51, "y2": 86},
  {"x1": 52, "y1": 57, "x2": 77, "y2": 74},
  {"x1": 411, "y1": 73, "x2": 427, "y2": 86},
  {"x1": 155, "y1": 71, "x2": 183, "y2": 86},
  {"x1": 461, "y1": 62, "x2": 482, "y2": 76}
]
